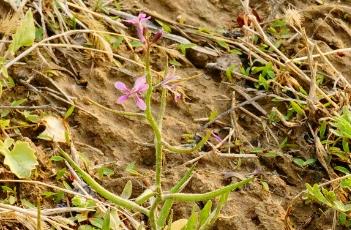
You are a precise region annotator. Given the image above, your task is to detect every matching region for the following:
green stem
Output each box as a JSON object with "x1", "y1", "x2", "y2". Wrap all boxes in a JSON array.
[
  {"x1": 135, "y1": 189, "x2": 157, "y2": 205},
  {"x1": 144, "y1": 45, "x2": 163, "y2": 230},
  {"x1": 88, "y1": 98, "x2": 145, "y2": 117},
  {"x1": 161, "y1": 178, "x2": 252, "y2": 202},
  {"x1": 59, "y1": 149, "x2": 150, "y2": 216},
  {"x1": 157, "y1": 165, "x2": 196, "y2": 228},
  {"x1": 158, "y1": 89, "x2": 167, "y2": 128},
  {"x1": 163, "y1": 131, "x2": 211, "y2": 154}
]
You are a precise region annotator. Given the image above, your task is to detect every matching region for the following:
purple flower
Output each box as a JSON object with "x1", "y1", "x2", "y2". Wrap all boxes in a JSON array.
[
  {"x1": 115, "y1": 76, "x2": 148, "y2": 110},
  {"x1": 151, "y1": 29, "x2": 164, "y2": 43},
  {"x1": 212, "y1": 131, "x2": 222, "y2": 142},
  {"x1": 125, "y1": 13, "x2": 151, "y2": 43},
  {"x1": 160, "y1": 67, "x2": 181, "y2": 102}
]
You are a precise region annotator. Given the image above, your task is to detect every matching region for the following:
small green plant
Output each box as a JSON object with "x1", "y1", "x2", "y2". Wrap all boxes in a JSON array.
[{"x1": 293, "y1": 158, "x2": 316, "y2": 168}]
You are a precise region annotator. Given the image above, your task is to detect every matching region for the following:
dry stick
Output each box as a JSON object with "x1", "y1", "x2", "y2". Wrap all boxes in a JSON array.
[
  {"x1": 65, "y1": 1, "x2": 126, "y2": 29},
  {"x1": 232, "y1": 85, "x2": 267, "y2": 116},
  {"x1": 41, "y1": 207, "x2": 95, "y2": 215},
  {"x1": 201, "y1": 94, "x2": 266, "y2": 130},
  {"x1": 290, "y1": 47, "x2": 351, "y2": 63},
  {"x1": 0, "y1": 203, "x2": 72, "y2": 230},
  {"x1": 303, "y1": 29, "x2": 319, "y2": 113},
  {"x1": 271, "y1": 107, "x2": 301, "y2": 128},
  {"x1": 32, "y1": 0, "x2": 59, "y2": 63},
  {"x1": 33, "y1": 70, "x2": 73, "y2": 104},
  {"x1": 0, "y1": 105, "x2": 51, "y2": 110},
  {"x1": 243, "y1": 13, "x2": 338, "y2": 108},
  {"x1": 4, "y1": 29, "x2": 156, "y2": 75}
]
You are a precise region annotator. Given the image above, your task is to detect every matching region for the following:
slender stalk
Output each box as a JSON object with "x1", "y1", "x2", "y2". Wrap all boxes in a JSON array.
[
  {"x1": 158, "y1": 89, "x2": 167, "y2": 128},
  {"x1": 144, "y1": 44, "x2": 163, "y2": 230},
  {"x1": 157, "y1": 165, "x2": 195, "y2": 228},
  {"x1": 59, "y1": 149, "x2": 149, "y2": 216},
  {"x1": 144, "y1": 46, "x2": 163, "y2": 194},
  {"x1": 163, "y1": 131, "x2": 211, "y2": 154},
  {"x1": 88, "y1": 98, "x2": 145, "y2": 117},
  {"x1": 161, "y1": 178, "x2": 252, "y2": 202}
]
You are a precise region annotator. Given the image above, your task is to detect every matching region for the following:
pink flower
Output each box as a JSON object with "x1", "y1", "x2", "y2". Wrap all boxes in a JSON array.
[
  {"x1": 212, "y1": 131, "x2": 222, "y2": 143},
  {"x1": 125, "y1": 13, "x2": 151, "y2": 43},
  {"x1": 160, "y1": 67, "x2": 181, "y2": 102},
  {"x1": 115, "y1": 76, "x2": 148, "y2": 110}
]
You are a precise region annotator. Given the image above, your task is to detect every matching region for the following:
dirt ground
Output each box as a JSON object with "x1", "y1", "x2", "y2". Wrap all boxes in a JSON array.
[{"x1": 1, "y1": 0, "x2": 351, "y2": 229}]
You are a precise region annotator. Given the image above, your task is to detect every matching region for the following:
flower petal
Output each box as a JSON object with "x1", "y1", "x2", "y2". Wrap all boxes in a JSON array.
[
  {"x1": 212, "y1": 132, "x2": 222, "y2": 142},
  {"x1": 115, "y1": 82, "x2": 130, "y2": 93},
  {"x1": 133, "y1": 76, "x2": 148, "y2": 93},
  {"x1": 174, "y1": 92, "x2": 182, "y2": 102},
  {"x1": 135, "y1": 96, "x2": 146, "y2": 110},
  {"x1": 117, "y1": 95, "x2": 129, "y2": 104},
  {"x1": 136, "y1": 26, "x2": 146, "y2": 43}
]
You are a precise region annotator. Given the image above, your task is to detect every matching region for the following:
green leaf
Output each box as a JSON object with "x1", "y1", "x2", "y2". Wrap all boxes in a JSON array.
[
  {"x1": 89, "y1": 217, "x2": 103, "y2": 228},
  {"x1": 102, "y1": 209, "x2": 111, "y2": 230},
  {"x1": 319, "y1": 120, "x2": 327, "y2": 139},
  {"x1": 9, "y1": 10, "x2": 36, "y2": 54},
  {"x1": 125, "y1": 162, "x2": 140, "y2": 176},
  {"x1": 110, "y1": 36, "x2": 124, "y2": 49},
  {"x1": 261, "y1": 181, "x2": 270, "y2": 191},
  {"x1": 199, "y1": 200, "x2": 212, "y2": 226},
  {"x1": 303, "y1": 158, "x2": 316, "y2": 166},
  {"x1": 130, "y1": 40, "x2": 143, "y2": 48},
  {"x1": 64, "y1": 106, "x2": 75, "y2": 119},
  {"x1": 35, "y1": 27, "x2": 43, "y2": 41},
  {"x1": 1, "y1": 185, "x2": 15, "y2": 194},
  {"x1": 8, "y1": 195, "x2": 16, "y2": 204},
  {"x1": 53, "y1": 191, "x2": 64, "y2": 203},
  {"x1": 216, "y1": 40, "x2": 229, "y2": 50},
  {"x1": 257, "y1": 74, "x2": 269, "y2": 90},
  {"x1": 208, "y1": 111, "x2": 218, "y2": 122},
  {"x1": 22, "y1": 111, "x2": 40, "y2": 123},
  {"x1": 55, "y1": 168, "x2": 67, "y2": 180},
  {"x1": 0, "y1": 139, "x2": 38, "y2": 178},
  {"x1": 263, "y1": 151, "x2": 282, "y2": 158},
  {"x1": 120, "y1": 180, "x2": 132, "y2": 199},
  {"x1": 340, "y1": 178, "x2": 351, "y2": 189},
  {"x1": 202, "y1": 192, "x2": 230, "y2": 229},
  {"x1": 1, "y1": 98, "x2": 27, "y2": 118},
  {"x1": 0, "y1": 119, "x2": 10, "y2": 128},
  {"x1": 72, "y1": 196, "x2": 87, "y2": 207},
  {"x1": 339, "y1": 212, "x2": 347, "y2": 225},
  {"x1": 156, "y1": 20, "x2": 172, "y2": 33},
  {"x1": 342, "y1": 139, "x2": 350, "y2": 152},
  {"x1": 290, "y1": 101, "x2": 305, "y2": 116},
  {"x1": 178, "y1": 43, "x2": 195, "y2": 55},
  {"x1": 21, "y1": 198, "x2": 36, "y2": 208},
  {"x1": 293, "y1": 158, "x2": 305, "y2": 167},
  {"x1": 185, "y1": 206, "x2": 198, "y2": 230},
  {"x1": 305, "y1": 184, "x2": 332, "y2": 207},
  {"x1": 97, "y1": 167, "x2": 114, "y2": 178},
  {"x1": 225, "y1": 64, "x2": 237, "y2": 81},
  {"x1": 169, "y1": 59, "x2": 182, "y2": 67},
  {"x1": 50, "y1": 155, "x2": 64, "y2": 162},
  {"x1": 334, "y1": 166, "x2": 351, "y2": 175}
]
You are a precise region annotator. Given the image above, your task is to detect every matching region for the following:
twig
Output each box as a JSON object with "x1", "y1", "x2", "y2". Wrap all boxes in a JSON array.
[
  {"x1": 0, "y1": 105, "x2": 51, "y2": 110},
  {"x1": 201, "y1": 94, "x2": 266, "y2": 130}
]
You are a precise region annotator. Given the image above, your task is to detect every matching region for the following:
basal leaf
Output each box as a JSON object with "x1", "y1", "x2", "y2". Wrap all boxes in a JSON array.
[
  {"x1": 120, "y1": 180, "x2": 132, "y2": 199},
  {"x1": 2, "y1": 140, "x2": 38, "y2": 178},
  {"x1": 199, "y1": 200, "x2": 212, "y2": 226},
  {"x1": 9, "y1": 10, "x2": 36, "y2": 54}
]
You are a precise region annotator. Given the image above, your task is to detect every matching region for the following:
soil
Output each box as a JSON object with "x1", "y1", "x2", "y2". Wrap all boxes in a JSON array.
[{"x1": 1, "y1": 0, "x2": 351, "y2": 229}]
